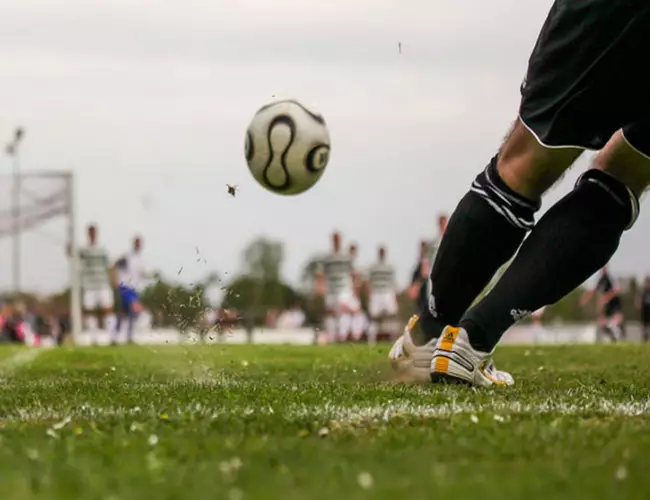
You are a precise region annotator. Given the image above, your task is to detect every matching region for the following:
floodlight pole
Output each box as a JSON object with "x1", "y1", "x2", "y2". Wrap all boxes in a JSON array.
[{"x1": 5, "y1": 127, "x2": 24, "y2": 295}]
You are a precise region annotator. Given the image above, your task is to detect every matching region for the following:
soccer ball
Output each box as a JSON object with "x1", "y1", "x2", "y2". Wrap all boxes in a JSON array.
[{"x1": 244, "y1": 99, "x2": 331, "y2": 195}]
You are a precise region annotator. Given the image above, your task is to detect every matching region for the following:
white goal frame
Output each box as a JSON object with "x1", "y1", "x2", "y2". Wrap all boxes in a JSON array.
[{"x1": 0, "y1": 170, "x2": 82, "y2": 340}]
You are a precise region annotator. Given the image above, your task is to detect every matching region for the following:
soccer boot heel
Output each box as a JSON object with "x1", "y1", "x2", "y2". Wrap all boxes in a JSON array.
[
  {"x1": 430, "y1": 326, "x2": 514, "y2": 387},
  {"x1": 388, "y1": 316, "x2": 438, "y2": 383}
]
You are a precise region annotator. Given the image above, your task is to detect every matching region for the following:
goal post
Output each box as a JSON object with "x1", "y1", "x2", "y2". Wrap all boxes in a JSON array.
[{"x1": 0, "y1": 170, "x2": 82, "y2": 341}]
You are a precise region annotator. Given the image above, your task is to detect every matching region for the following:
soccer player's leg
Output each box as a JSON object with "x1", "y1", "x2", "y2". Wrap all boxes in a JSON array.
[
  {"x1": 126, "y1": 290, "x2": 143, "y2": 344},
  {"x1": 433, "y1": 129, "x2": 650, "y2": 386},
  {"x1": 82, "y1": 289, "x2": 100, "y2": 345},
  {"x1": 430, "y1": 1, "x2": 650, "y2": 386},
  {"x1": 392, "y1": 116, "x2": 580, "y2": 382},
  {"x1": 596, "y1": 314, "x2": 616, "y2": 343},
  {"x1": 610, "y1": 312, "x2": 626, "y2": 342},
  {"x1": 348, "y1": 295, "x2": 366, "y2": 342},
  {"x1": 427, "y1": 120, "x2": 579, "y2": 385},
  {"x1": 322, "y1": 295, "x2": 337, "y2": 344},
  {"x1": 367, "y1": 294, "x2": 381, "y2": 345},
  {"x1": 118, "y1": 285, "x2": 140, "y2": 344},
  {"x1": 96, "y1": 286, "x2": 115, "y2": 340},
  {"x1": 418, "y1": 0, "x2": 604, "y2": 342},
  {"x1": 336, "y1": 293, "x2": 355, "y2": 342},
  {"x1": 419, "y1": 122, "x2": 579, "y2": 343},
  {"x1": 383, "y1": 292, "x2": 400, "y2": 342},
  {"x1": 603, "y1": 299, "x2": 626, "y2": 342}
]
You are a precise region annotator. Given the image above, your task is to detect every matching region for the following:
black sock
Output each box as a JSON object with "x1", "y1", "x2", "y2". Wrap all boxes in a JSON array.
[
  {"x1": 418, "y1": 155, "x2": 538, "y2": 341},
  {"x1": 600, "y1": 325, "x2": 617, "y2": 342},
  {"x1": 460, "y1": 169, "x2": 638, "y2": 352}
]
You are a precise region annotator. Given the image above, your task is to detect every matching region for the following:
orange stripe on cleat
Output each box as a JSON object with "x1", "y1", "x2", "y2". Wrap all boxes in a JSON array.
[
  {"x1": 434, "y1": 356, "x2": 449, "y2": 373},
  {"x1": 440, "y1": 327, "x2": 459, "y2": 351}
]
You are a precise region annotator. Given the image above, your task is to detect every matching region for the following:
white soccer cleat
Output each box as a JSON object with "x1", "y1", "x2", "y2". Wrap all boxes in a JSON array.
[
  {"x1": 388, "y1": 316, "x2": 438, "y2": 383},
  {"x1": 430, "y1": 326, "x2": 514, "y2": 387}
]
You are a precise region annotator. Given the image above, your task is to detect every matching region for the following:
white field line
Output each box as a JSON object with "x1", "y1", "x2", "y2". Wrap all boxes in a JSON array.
[
  {"x1": 0, "y1": 348, "x2": 41, "y2": 376},
  {"x1": 2, "y1": 399, "x2": 650, "y2": 423}
]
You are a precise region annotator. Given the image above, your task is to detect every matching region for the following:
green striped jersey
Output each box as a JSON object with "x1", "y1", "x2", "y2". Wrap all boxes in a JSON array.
[
  {"x1": 368, "y1": 263, "x2": 395, "y2": 293},
  {"x1": 322, "y1": 253, "x2": 353, "y2": 295},
  {"x1": 78, "y1": 245, "x2": 111, "y2": 290}
]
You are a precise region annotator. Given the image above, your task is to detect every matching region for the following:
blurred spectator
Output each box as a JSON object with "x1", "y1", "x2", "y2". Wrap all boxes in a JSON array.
[
  {"x1": 409, "y1": 240, "x2": 430, "y2": 315},
  {"x1": 428, "y1": 213, "x2": 449, "y2": 262},
  {"x1": 265, "y1": 309, "x2": 279, "y2": 328},
  {"x1": 638, "y1": 276, "x2": 650, "y2": 343},
  {"x1": 276, "y1": 304, "x2": 306, "y2": 329},
  {"x1": 218, "y1": 308, "x2": 240, "y2": 330},
  {"x1": 0, "y1": 301, "x2": 8, "y2": 343},
  {"x1": 1, "y1": 302, "x2": 25, "y2": 344}
]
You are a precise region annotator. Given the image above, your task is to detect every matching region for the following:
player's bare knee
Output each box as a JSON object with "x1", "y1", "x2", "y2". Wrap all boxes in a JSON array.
[
  {"x1": 594, "y1": 129, "x2": 650, "y2": 198},
  {"x1": 497, "y1": 119, "x2": 582, "y2": 200}
]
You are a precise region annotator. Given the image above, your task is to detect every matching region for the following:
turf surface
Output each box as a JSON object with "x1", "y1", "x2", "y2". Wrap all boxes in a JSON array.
[{"x1": 1, "y1": 343, "x2": 650, "y2": 499}]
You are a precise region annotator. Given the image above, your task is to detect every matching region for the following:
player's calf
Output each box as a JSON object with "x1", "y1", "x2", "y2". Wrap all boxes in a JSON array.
[
  {"x1": 322, "y1": 314, "x2": 337, "y2": 344},
  {"x1": 424, "y1": 120, "x2": 576, "y2": 344},
  {"x1": 595, "y1": 126, "x2": 650, "y2": 198}
]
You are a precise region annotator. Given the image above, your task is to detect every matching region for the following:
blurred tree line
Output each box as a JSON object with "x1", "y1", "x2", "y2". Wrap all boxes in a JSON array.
[{"x1": 4, "y1": 238, "x2": 648, "y2": 331}]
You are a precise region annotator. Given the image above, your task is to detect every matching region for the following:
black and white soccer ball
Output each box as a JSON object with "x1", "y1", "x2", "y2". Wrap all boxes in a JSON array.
[{"x1": 244, "y1": 99, "x2": 331, "y2": 195}]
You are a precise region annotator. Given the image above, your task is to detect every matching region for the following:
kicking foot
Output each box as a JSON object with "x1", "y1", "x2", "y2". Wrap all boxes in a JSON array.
[
  {"x1": 430, "y1": 326, "x2": 514, "y2": 387},
  {"x1": 388, "y1": 316, "x2": 438, "y2": 383}
]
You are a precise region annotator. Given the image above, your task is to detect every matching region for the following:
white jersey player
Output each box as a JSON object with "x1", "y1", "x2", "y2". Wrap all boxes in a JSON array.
[
  {"x1": 348, "y1": 243, "x2": 363, "y2": 299},
  {"x1": 347, "y1": 242, "x2": 368, "y2": 341},
  {"x1": 78, "y1": 224, "x2": 114, "y2": 334},
  {"x1": 368, "y1": 246, "x2": 398, "y2": 343},
  {"x1": 316, "y1": 232, "x2": 356, "y2": 342},
  {"x1": 113, "y1": 235, "x2": 147, "y2": 344},
  {"x1": 368, "y1": 246, "x2": 398, "y2": 318}
]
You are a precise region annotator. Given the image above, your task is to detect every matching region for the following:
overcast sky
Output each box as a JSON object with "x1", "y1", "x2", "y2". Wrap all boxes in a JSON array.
[{"x1": 0, "y1": 0, "x2": 648, "y2": 296}]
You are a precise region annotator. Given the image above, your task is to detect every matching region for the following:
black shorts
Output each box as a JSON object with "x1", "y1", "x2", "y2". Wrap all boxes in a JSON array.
[
  {"x1": 603, "y1": 298, "x2": 622, "y2": 319},
  {"x1": 520, "y1": 0, "x2": 650, "y2": 155}
]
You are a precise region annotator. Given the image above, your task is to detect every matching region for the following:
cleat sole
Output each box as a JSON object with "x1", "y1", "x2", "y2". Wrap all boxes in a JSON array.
[{"x1": 430, "y1": 372, "x2": 472, "y2": 386}]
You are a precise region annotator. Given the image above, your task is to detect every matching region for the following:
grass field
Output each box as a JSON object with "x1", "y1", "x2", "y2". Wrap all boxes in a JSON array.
[{"x1": 1, "y1": 343, "x2": 650, "y2": 499}]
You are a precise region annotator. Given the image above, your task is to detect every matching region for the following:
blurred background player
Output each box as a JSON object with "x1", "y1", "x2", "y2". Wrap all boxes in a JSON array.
[
  {"x1": 581, "y1": 265, "x2": 625, "y2": 343},
  {"x1": 349, "y1": 243, "x2": 361, "y2": 290},
  {"x1": 0, "y1": 301, "x2": 26, "y2": 344},
  {"x1": 315, "y1": 231, "x2": 355, "y2": 343},
  {"x1": 367, "y1": 245, "x2": 398, "y2": 344},
  {"x1": 112, "y1": 235, "x2": 146, "y2": 344},
  {"x1": 347, "y1": 242, "x2": 367, "y2": 341},
  {"x1": 408, "y1": 240, "x2": 430, "y2": 318},
  {"x1": 637, "y1": 277, "x2": 650, "y2": 343},
  {"x1": 428, "y1": 214, "x2": 449, "y2": 263},
  {"x1": 77, "y1": 224, "x2": 114, "y2": 343}
]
